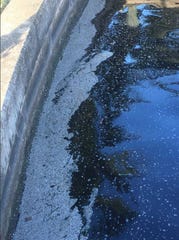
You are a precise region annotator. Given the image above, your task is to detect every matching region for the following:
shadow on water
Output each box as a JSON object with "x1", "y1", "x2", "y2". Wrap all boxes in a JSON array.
[
  {"x1": 68, "y1": 98, "x2": 139, "y2": 238},
  {"x1": 67, "y1": 1, "x2": 179, "y2": 239}
]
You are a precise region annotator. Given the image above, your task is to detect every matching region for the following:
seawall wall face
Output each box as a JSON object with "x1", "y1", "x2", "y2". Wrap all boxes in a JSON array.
[{"x1": 0, "y1": 0, "x2": 88, "y2": 238}]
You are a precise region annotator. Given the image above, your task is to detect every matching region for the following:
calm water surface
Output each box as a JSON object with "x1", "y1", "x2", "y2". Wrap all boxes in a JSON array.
[{"x1": 67, "y1": 2, "x2": 179, "y2": 240}]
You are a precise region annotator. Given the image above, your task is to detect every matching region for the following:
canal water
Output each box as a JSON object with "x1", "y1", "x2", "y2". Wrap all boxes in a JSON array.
[{"x1": 67, "y1": 2, "x2": 179, "y2": 240}]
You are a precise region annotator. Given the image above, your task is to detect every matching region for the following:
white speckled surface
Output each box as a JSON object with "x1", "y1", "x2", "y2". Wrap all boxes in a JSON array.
[{"x1": 12, "y1": 1, "x2": 113, "y2": 239}]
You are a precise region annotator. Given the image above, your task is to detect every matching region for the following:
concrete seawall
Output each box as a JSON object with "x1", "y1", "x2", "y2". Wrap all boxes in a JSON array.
[{"x1": 0, "y1": 0, "x2": 88, "y2": 238}]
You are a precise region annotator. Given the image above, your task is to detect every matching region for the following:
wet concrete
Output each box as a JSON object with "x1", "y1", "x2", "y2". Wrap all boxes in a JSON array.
[{"x1": 68, "y1": 2, "x2": 179, "y2": 240}]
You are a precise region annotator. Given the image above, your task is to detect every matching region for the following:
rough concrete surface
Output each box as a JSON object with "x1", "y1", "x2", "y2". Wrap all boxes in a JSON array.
[
  {"x1": 1, "y1": 1, "x2": 43, "y2": 238},
  {"x1": 1, "y1": 0, "x2": 91, "y2": 239},
  {"x1": 12, "y1": 0, "x2": 113, "y2": 239},
  {"x1": 1, "y1": 0, "x2": 42, "y2": 107},
  {"x1": 1, "y1": 0, "x2": 42, "y2": 195}
]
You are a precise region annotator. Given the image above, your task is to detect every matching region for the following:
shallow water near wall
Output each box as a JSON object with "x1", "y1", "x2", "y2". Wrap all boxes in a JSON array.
[{"x1": 68, "y1": 1, "x2": 179, "y2": 240}]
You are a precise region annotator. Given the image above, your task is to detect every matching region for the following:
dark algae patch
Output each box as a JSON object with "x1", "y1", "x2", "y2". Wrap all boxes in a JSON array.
[{"x1": 67, "y1": 1, "x2": 179, "y2": 240}]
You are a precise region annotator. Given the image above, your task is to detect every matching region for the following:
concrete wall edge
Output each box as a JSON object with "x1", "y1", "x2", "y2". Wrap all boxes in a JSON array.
[{"x1": 0, "y1": 0, "x2": 88, "y2": 239}]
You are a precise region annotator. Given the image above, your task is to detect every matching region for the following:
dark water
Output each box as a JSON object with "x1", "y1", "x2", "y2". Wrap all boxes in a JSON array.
[{"x1": 67, "y1": 2, "x2": 179, "y2": 240}]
